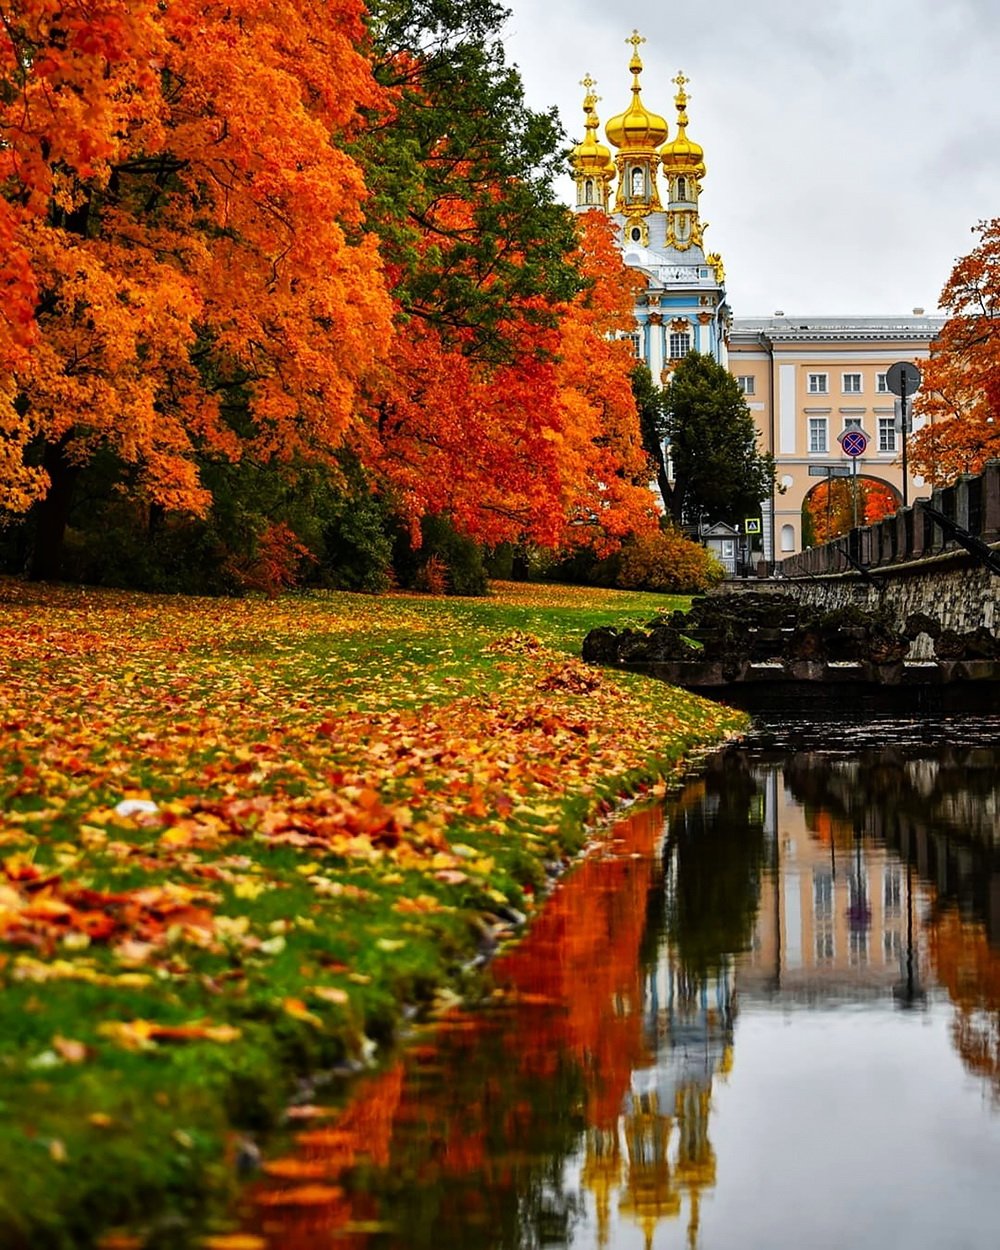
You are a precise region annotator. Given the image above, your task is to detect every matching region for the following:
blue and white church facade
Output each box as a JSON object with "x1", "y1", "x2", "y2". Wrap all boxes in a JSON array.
[{"x1": 569, "y1": 32, "x2": 730, "y2": 385}]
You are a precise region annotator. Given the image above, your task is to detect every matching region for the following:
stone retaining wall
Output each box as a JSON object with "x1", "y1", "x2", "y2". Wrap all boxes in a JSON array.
[{"x1": 771, "y1": 460, "x2": 1000, "y2": 657}]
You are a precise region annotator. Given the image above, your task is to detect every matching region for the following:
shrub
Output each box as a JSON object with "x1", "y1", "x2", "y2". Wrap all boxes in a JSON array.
[
  {"x1": 615, "y1": 528, "x2": 725, "y2": 594},
  {"x1": 395, "y1": 514, "x2": 489, "y2": 597}
]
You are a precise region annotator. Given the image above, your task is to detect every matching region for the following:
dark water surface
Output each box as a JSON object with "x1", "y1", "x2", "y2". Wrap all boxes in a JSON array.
[{"x1": 246, "y1": 714, "x2": 1000, "y2": 1250}]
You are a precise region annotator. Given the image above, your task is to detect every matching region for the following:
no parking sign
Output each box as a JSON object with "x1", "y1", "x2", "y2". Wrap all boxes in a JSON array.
[{"x1": 839, "y1": 428, "x2": 868, "y2": 458}]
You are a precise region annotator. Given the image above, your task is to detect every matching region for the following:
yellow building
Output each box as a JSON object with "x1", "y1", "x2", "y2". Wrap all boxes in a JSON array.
[{"x1": 729, "y1": 316, "x2": 943, "y2": 560}]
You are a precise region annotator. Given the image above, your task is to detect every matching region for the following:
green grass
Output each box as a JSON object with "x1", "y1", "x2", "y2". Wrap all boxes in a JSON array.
[{"x1": 0, "y1": 579, "x2": 745, "y2": 1249}]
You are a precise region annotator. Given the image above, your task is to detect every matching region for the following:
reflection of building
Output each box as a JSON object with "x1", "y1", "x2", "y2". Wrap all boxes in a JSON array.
[
  {"x1": 570, "y1": 34, "x2": 944, "y2": 560},
  {"x1": 579, "y1": 834, "x2": 735, "y2": 1249},
  {"x1": 738, "y1": 768, "x2": 932, "y2": 1001}
]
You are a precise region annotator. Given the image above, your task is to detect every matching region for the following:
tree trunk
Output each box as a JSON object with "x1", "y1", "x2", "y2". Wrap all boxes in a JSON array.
[{"x1": 28, "y1": 440, "x2": 79, "y2": 581}]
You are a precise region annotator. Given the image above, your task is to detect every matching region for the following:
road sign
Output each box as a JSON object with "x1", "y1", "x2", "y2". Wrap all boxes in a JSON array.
[
  {"x1": 886, "y1": 361, "x2": 921, "y2": 397},
  {"x1": 840, "y1": 428, "x2": 869, "y2": 457},
  {"x1": 744, "y1": 517, "x2": 761, "y2": 534},
  {"x1": 808, "y1": 464, "x2": 852, "y2": 477}
]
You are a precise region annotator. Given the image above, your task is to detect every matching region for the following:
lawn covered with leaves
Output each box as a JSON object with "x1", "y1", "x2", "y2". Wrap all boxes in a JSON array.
[{"x1": 0, "y1": 578, "x2": 745, "y2": 1249}]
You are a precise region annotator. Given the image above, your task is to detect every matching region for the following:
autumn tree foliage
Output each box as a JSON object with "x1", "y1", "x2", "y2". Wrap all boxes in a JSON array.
[
  {"x1": 1, "y1": 0, "x2": 658, "y2": 586},
  {"x1": 802, "y1": 477, "x2": 899, "y2": 545},
  {"x1": 910, "y1": 217, "x2": 1000, "y2": 484},
  {"x1": 1, "y1": 0, "x2": 392, "y2": 575},
  {"x1": 354, "y1": 21, "x2": 660, "y2": 554}
]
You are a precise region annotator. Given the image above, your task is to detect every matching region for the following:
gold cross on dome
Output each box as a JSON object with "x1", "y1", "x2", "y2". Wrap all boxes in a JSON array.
[
  {"x1": 580, "y1": 73, "x2": 595, "y2": 91},
  {"x1": 626, "y1": 30, "x2": 646, "y2": 51},
  {"x1": 673, "y1": 71, "x2": 690, "y2": 91}
]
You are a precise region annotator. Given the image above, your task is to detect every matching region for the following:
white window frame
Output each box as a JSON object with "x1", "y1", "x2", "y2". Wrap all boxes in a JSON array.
[
  {"x1": 878, "y1": 416, "x2": 897, "y2": 452},
  {"x1": 842, "y1": 416, "x2": 863, "y2": 433},
  {"x1": 736, "y1": 375, "x2": 755, "y2": 396},
  {"x1": 876, "y1": 372, "x2": 889, "y2": 393},
  {"x1": 669, "y1": 331, "x2": 691, "y2": 359},
  {"x1": 808, "y1": 416, "x2": 828, "y2": 453},
  {"x1": 842, "y1": 372, "x2": 862, "y2": 394},
  {"x1": 808, "y1": 372, "x2": 828, "y2": 394}
]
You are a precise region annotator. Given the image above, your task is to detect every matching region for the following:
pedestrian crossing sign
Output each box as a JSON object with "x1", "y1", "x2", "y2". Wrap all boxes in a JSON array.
[{"x1": 744, "y1": 518, "x2": 762, "y2": 534}]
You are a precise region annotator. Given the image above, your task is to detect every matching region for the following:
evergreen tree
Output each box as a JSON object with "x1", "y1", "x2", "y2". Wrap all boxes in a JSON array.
[
  {"x1": 663, "y1": 352, "x2": 775, "y2": 527},
  {"x1": 632, "y1": 363, "x2": 671, "y2": 512}
]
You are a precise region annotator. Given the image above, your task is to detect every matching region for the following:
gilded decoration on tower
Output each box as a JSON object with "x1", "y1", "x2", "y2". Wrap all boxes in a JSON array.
[
  {"x1": 662, "y1": 71, "x2": 707, "y2": 252},
  {"x1": 606, "y1": 32, "x2": 667, "y2": 216},
  {"x1": 570, "y1": 74, "x2": 616, "y2": 211}
]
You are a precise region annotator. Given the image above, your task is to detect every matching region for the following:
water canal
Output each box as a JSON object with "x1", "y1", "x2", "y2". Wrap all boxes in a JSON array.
[{"x1": 244, "y1": 714, "x2": 1000, "y2": 1249}]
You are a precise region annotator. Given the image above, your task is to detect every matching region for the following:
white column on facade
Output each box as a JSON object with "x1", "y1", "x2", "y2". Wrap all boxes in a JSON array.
[
  {"x1": 760, "y1": 496, "x2": 773, "y2": 562},
  {"x1": 779, "y1": 363, "x2": 796, "y2": 454},
  {"x1": 648, "y1": 319, "x2": 664, "y2": 379}
]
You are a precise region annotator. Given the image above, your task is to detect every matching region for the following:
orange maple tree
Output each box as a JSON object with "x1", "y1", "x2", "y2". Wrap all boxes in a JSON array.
[
  {"x1": 0, "y1": 0, "x2": 392, "y2": 571},
  {"x1": 909, "y1": 217, "x2": 1000, "y2": 484},
  {"x1": 360, "y1": 212, "x2": 658, "y2": 550}
]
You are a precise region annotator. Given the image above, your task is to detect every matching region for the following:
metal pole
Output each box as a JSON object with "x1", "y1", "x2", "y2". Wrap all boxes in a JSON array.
[
  {"x1": 826, "y1": 467, "x2": 832, "y2": 538},
  {"x1": 900, "y1": 374, "x2": 909, "y2": 507},
  {"x1": 852, "y1": 456, "x2": 858, "y2": 529}
]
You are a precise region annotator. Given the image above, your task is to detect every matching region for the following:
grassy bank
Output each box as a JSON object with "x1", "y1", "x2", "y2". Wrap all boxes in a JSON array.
[{"x1": 0, "y1": 579, "x2": 746, "y2": 1248}]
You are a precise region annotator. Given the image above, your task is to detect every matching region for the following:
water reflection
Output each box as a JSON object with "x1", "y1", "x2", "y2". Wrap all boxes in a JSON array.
[{"x1": 244, "y1": 729, "x2": 1000, "y2": 1249}]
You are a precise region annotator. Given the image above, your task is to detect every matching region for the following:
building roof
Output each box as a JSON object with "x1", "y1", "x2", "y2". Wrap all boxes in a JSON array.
[{"x1": 731, "y1": 315, "x2": 945, "y2": 343}]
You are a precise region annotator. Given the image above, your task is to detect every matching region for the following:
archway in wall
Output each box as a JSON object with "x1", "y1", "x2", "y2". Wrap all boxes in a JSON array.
[{"x1": 801, "y1": 475, "x2": 901, "y2": 546}]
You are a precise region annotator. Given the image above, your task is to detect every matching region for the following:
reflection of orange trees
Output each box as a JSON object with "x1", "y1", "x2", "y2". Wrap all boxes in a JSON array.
[
  {"x1": 805, "y1": 806, "x2": 855, "y2": 849},
  {"x1": 248, "y1": 1061, "x2": 405, "y2": 1249},
  {"x1": 928, "y1": 906, "x2": 1000, "y2": 1103},
  {"x1": 247, "y1": 803, "x2": 666, "y2": 1245},
  {"x1": 495, "y1": 803, "x2": 663, "y2": 1127}
]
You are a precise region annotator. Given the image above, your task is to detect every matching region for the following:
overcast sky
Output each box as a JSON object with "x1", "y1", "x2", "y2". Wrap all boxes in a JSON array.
[{"x1": 500, "y1": 0, "x2": 999, "y2": 318}]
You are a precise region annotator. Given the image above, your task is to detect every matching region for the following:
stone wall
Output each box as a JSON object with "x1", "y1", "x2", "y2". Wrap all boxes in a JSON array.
[{"x1": 772, "y1": 460, "x2": 1000, "y2": 657}]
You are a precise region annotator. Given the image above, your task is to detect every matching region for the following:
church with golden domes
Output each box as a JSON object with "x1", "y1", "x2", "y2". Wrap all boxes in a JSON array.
[
  {"x1": 571, "y1": 32, "x2": 730, "y2": 382},
  {"x1": 572, "y1": 32, "x2": 944, "y2": 563}
]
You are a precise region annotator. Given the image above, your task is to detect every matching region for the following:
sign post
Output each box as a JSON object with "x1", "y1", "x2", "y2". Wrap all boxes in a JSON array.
[
  {"x1": 886, "y1": 361, "x2": 922, "y2": 507},
  {"x1": 838, "y1": 427, "x2": 869, "y2": 529}
]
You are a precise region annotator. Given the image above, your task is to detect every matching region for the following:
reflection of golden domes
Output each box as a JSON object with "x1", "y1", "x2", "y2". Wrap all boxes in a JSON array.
[
  {"x1": 605, "y1": 32, "x2": 668, "y2": 152},
  {"x1": 660, "y1": 72, "x2": 705, "y2": 178},
  {"x1": 570, "y1": 75, "x2": 616, "y2": 178}
]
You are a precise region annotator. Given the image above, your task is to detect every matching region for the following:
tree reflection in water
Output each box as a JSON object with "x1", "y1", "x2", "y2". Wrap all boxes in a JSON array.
[
  {"x1": 242, "y1": 734, "x2": 1000, "y2": 1249},
  {"x1": 243, "y1": 778, "x2": 767, "y2": 1250}
]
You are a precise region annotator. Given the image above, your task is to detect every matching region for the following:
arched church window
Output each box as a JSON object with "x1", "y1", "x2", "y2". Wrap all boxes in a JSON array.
[
  {"x1": 677, "y1": 176, "x2": 687, "y2": 201},
  {"x1": 584, "y1": 179, "x2": 594, "y2": 204},
  {"x1": 631, "y1": 167, "x2": 644, "y2": 196}
]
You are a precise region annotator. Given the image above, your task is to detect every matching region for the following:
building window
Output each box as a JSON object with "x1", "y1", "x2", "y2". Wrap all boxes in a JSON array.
[
  {"x1": 884, "y1": 868, "x2": 902, "y2": 917},
  {"x1": 677, "y1": 175, "x2": 687, "y2": 201},
  {"x1": 876, "y1": 372, "x2": 889, "y2": 393},
  {"x1": 878, "y1": 417, "x2": 897, "y2": 452},
  {"x1": 808, "y1": 373, "x2": 828, "y2": 394},
  {"x1": 780, "y1": 523, "x2": 795, "y2": 551},
  {"x1": 843, "y1": 372, "x2": 862, "y2": 393},
  {"x1": 843, "y1": 417, "x2": 863, "y2": 432},
  {"x1": 736, "y1": 375, "x2": 755, "y2": 396},
  {"x1": 624, "y1": 332, "x2": 641, "y2": 358},
  {"x1": 808, "y1": 417, "x2": 828, "y2": 452},
  {"x1": 669, "y1": 331, "x2": 691, "y2": 359},
  {"x1": 584, "y1": 178, "x2": 594, "y2": 204},
  {"x1": 816, "y1": 930, "x2": 834, "y2": 964},
  {"x1": 814, "y1": 870, "x2": 833, "y2": 920}
]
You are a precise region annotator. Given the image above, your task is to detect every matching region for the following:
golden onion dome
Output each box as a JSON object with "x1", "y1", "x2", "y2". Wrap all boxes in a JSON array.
[
  {"x1": 660, "y1": 71, "x2": 705, "y2": 177},
  {"x1": 605, "y1": 32, "x2": 668, "y2": 152},
  {"x1": 570, "y1": 75, "x2": 616, "y2": 177}
]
